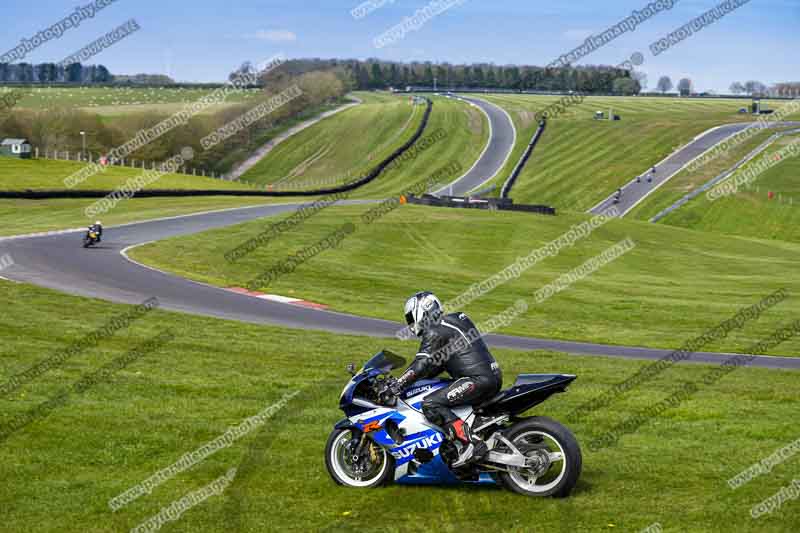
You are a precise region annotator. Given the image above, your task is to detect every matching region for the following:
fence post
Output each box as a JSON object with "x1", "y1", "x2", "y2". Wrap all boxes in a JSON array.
[
  {"x1": 35, "y1": 147, "x2": 39, "y2": 158},
  {"x1": 66, "y1": 151, "x2": 69, "y2": 161}
]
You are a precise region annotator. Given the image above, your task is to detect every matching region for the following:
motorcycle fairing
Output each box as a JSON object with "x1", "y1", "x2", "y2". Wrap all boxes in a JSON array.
[{"x1": 342, "y1": 382, "x2": 494, "y2": 485}]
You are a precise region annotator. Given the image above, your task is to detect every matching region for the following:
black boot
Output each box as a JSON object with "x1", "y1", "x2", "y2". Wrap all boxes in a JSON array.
[{"x1": 447, "y1": 419, "x2": 488, "y2": 468}]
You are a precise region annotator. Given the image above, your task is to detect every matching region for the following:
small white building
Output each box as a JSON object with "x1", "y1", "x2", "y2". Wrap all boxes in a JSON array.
[{"x1": 0, "y1": 138, "x2": 32, "y2": 159}]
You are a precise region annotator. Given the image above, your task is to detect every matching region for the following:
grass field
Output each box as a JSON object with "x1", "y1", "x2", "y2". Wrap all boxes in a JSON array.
[
  {"x1": 474, "y1": 94, "x2": 800, "y2": 211},
  {"x1": 656, "y1": 134, "x2": 800, "y2": 243},
  {"x1": 2, "y1": 86, "x2": 260, "y2": 117},
  {"x1": 0, "y1": 158, "x2": 258, "y2": 192},
  {"x1": 1, "y1": 280, "x2": 798, "y2": 532},
  {"x1": 211, "y1": 99, "x2": 347, "y2": 176},
  {"x1": 350, "y1": 94, "x2": 488, "y2": 199},
  {"x1": 239, "y1": 92, "x2": 488, "y2": 198},
  {"x1": 239, "y1": 92, "x2": 424, "y2": 189},
  {"x1": 129, "y1": 204, "x2": 800, "y2": 356},
  {"x1": 4, "y1": 88, "x2": 800, "y2": 532}
]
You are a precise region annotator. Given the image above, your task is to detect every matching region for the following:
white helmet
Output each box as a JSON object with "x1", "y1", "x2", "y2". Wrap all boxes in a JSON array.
[
  {"x1": 95, "y1": 221, "x2": 102, "y2": 225},
  {"x1": 404, "y1": 291, "x2": 443, "y2": 336}
]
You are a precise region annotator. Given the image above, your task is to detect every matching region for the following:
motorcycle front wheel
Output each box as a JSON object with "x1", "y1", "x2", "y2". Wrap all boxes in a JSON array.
[{"x1": 325, "y1": 428, "x2": 393, "y2": 488}]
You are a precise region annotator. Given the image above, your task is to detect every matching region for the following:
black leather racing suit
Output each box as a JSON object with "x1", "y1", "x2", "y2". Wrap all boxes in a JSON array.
[{"x1": 396, "y1": 312, "x2": 502, "y2": 428}]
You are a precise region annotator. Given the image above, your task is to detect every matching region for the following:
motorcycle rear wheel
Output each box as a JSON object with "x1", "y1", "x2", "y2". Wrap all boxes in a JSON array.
[
  {"x1": 325, "y1": 429, "x2": 393, "y2": 488},
  {"x1": 497, "y1": 416, "x2": 582, "y2": 498}
]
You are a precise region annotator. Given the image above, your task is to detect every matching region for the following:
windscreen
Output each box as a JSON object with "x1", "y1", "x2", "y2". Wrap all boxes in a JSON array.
[{"x1": 362, "y1": 350, "x2": 406, "y2": 372}]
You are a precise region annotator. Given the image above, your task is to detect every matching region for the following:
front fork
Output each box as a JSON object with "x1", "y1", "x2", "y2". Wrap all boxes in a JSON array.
[{"x1": 354, "y1": 431, "x2": 370, "y2": 458}]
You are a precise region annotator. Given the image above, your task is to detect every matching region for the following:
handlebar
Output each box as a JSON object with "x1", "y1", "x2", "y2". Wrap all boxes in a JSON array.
[{"x1": 371, "y1": 376, "x2": 398, "y2": 407}]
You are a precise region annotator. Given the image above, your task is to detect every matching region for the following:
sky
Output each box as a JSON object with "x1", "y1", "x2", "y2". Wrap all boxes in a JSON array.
[{"x1": 1, "y1": 0, "x2": 798, "y2": 92}]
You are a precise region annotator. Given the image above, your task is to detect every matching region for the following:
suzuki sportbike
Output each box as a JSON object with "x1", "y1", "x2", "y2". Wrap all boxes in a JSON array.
[{"x1": 325, "y1": 351, "x2": 582, "y2": 497}]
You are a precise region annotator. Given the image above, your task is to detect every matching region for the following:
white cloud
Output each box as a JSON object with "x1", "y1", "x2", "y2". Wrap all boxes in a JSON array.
[{"x1": 246, "y1": 29, "x2": 297, "y2": 42}]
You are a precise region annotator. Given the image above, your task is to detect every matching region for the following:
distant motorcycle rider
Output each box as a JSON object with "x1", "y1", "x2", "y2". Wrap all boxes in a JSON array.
[
  {"x1": 386, "y1": 291, "x2": 502, "y2": 467},
  {"x1": 89, "y1": 221, "x2": 103, "y2": 242}
]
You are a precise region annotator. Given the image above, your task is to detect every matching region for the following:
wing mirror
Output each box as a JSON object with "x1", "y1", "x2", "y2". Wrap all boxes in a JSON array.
[{"x1": 346, "y1": 363, "x2": 356, "y2": 376}]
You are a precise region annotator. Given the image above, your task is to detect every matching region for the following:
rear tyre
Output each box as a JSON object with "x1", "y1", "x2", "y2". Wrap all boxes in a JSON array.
[
  {"x1": 325, "y1": 428, "x2": 393, "y2": 488},
  {"x1": 497, "y1": 416, "x2": 582, "y2": 498}
]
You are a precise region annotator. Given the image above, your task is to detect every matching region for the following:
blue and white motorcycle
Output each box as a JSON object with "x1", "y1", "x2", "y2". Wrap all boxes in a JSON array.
[{"x1": 325, "y1": 351, "x2": 582, "y2": 497}]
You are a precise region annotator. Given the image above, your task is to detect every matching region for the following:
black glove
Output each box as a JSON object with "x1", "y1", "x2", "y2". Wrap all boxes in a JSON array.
[
  {"x1": 377, "y1": 378, "x2": 400, "y2": 406},
  {"x1": 386, "y1": 376, "x2": 402, "y2": 395}
]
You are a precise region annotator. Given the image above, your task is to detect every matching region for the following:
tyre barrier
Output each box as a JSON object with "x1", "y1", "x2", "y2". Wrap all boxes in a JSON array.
[
  {"x1": 0, "y1": 97, "x2": 434, "y2": 200},
  {"x1": 407, "y1": 194, "x2": 555, "y2": 216},
  {"x1": 500, "y1": 117, "x2": 547, "y2": 199}
]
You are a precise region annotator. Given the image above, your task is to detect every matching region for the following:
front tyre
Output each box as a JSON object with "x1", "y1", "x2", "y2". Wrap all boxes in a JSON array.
[
  {"x1": 325, "y1": 429, "x2": 393, "y2": 488},
  {"x1": 497, "y1": 416, "x2": 582, "y2": 498}
]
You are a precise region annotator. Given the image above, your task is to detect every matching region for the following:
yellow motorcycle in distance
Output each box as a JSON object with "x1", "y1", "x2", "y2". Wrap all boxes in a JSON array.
[{"x1": 83, "y1": 229, "x2": 99, "y2": 248}]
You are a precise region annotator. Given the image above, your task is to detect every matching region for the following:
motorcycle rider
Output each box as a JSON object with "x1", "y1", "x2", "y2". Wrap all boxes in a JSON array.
[
  {"x1": 88, "y1": 221, "x2": 103, "y2": 242},
  {"x1": 386, "y1": 291, "x2": 502, "y2": 467}
]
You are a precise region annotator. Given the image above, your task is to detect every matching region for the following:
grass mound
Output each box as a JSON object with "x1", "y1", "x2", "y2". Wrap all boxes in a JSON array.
[{"x1": 239, "y1": 93, "x2": 489, "y2": 199}]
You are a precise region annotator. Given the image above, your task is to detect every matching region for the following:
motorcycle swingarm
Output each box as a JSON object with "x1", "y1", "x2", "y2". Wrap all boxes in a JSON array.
[{"x1": 484, "y1": 433, "x2": 535, "y2": 468}]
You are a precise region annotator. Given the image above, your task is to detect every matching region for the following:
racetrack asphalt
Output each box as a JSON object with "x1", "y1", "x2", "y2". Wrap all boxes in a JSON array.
[
  {"x1": 2, "y1": 201, "x2": 798, "y2": 370},
  {"x1": 433, "y1": 95, "x2": 516, "y2": 197}
]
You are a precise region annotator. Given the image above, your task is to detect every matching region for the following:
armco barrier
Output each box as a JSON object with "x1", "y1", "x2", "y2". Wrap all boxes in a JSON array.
[
  {"x1": 500, "y1": 117, "x2": 547, "y2": 199},
  {"x1": 407, "y1": 194, "x2": 555, "y2": 216},
  {"x1": 0, "y1": 97, "x2": 433, "y2": 200}
]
